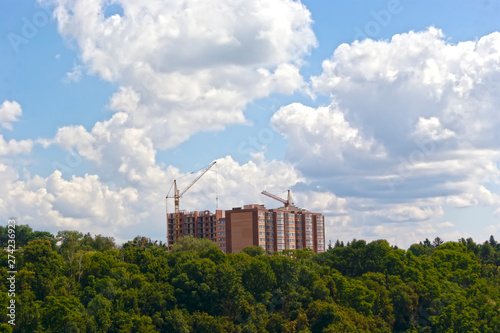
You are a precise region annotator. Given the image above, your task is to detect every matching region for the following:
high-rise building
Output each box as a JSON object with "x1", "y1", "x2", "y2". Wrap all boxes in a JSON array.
[{"x1": 167, "y1": 205, "x2": 325, "y2": 254}]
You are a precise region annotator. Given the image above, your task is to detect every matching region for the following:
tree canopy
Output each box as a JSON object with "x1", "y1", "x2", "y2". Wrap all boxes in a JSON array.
[{"x1": 3, "y1": 225, "x2": 500, "y2": 332}]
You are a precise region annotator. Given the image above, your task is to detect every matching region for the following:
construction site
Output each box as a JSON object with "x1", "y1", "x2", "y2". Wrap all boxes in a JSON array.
[{"x1": 166, "y1": 161, "x2": 325, "y2": 254}]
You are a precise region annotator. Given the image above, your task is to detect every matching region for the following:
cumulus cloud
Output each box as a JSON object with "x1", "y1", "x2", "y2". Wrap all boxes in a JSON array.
[
  {"x1": 47, "y1": 0, "x2": 317, "y2": 148},
  {"x1": 413, "y1": 117, "x2": 455, "y2": 141},
  {"x1": 272, "y1": 28, "x2": 500, "y2": 239},
  {"x1": 0, "y1": 166, "x2": 142, "y2": 236},
  {"x1": 0, "y1": 154, "x2": 309, "y2": 241},
  {"x1": 16, "y1": 0, "x2": 323, "y2": 241},
  {"x1": 0, "y1": 135, "x2": 33, "y2": 156},
  {"x1": 0, "y1": 100, "x2": 22, "y2": 130},
  {"x1": 271, "y1": 102, "x2": 386, "y2": 174}
]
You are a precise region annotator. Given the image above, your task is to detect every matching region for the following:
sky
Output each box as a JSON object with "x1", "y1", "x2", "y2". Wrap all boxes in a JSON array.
[{"x1": 1, "y1": 0, "x2": 500, "y2": 248}]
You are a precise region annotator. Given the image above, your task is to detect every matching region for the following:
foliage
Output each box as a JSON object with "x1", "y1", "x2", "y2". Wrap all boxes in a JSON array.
[
  {"x1": 2, "y1": 225, "x2": 500, "y2": 332},
  {"x1": 170, "y1": 235, "x2": 219, "y2": 252},
  {"x1": 241, "y1": 246, "x2": 266, "y2": 257}
]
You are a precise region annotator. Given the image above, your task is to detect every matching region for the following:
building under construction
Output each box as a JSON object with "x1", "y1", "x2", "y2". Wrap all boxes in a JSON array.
[
  {"x1": 166, "y1": 161, "x2": 325, "y2": 254},
  {"x1": 166, "y1": 204, "x2": 325, "y2": 254}
]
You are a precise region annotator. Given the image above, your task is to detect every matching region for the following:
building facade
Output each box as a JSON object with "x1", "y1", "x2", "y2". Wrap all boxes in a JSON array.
[
  {"x1": 167, "y1": 210, "x2": 227, "y2": 251},
  {"x1": 167, "y1": 205, "x2": 325, "y2": 254}
]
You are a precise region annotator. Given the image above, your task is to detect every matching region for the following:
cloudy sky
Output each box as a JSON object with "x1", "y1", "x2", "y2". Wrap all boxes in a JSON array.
[{"x1": 2, "y1": 0, "x2": 500, "y2": 248}]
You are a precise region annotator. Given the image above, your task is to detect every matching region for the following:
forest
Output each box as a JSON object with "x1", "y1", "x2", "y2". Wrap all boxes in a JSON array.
[{"x1": 1, "y1": 225, "x2": 500, "y2": 332}]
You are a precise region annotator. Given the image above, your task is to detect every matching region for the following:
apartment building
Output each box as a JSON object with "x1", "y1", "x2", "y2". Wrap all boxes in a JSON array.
[
  {"x1": 167, "y1": 205, "x2": 325, "y2": 254},
  {"x1": 225, "y1": 204, "x2": 325, "y2": 254}
]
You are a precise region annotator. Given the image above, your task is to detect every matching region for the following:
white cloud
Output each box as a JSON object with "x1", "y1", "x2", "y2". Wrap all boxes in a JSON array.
[
  {"x1": 272, "y1": 28, "x2": 500, "y2": 244},
  {"x1": 271, "y1": 102, "x2": 385, "y2": 174},
  {"x1": 0, "y1": 135, "x2": 33, "y2": 155},
  {"x1": 0, "y1": 101, "x2": 22, "y2": 130},
  {"x1": 437, "y1": 221, "x2": 455, "y2": 228},
  {"x1": 311, "y1": 28, "x2": 500, "y2": 149},
  {"x1": 48, "y1": 0, "x2": 317, "y2": 148},
  {"x1": 413, "y1": 117, "x2": 455, "y2": 141},
  {"x1": 23, "y1": 0, "x2": 320, "y2": 241},
  {"x1": 0, "y1": 154, "x2": 310, "y2": 242},
  {"x1": 63, "y1": 64, "x2": 83, "y2": 83}
]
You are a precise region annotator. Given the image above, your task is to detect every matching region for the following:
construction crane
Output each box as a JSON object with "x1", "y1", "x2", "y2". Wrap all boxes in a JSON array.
[
  {"x1": 166, "y1": 161, "x2": 217, "y2": 243},
  {"x1": 261, "y1": 189, "x2": 294, "y2": 207}
]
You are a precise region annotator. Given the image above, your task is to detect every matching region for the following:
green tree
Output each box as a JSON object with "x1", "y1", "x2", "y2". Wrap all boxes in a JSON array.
[
  {"x1": 40, "y1": 296, "x2": 86, "y2": 332},
  {"x1": 86, "y1": 294, "x2": 113, "y2": 332},
  {"x1": 171, "y1": 235, "x2": 218, "y2": 252},
  {"x1": 241, "y1": 246, "x2": 266, "y2": 257},
  {"x1": 242, "y1": 258, "x2": 277, "y2": 302}
]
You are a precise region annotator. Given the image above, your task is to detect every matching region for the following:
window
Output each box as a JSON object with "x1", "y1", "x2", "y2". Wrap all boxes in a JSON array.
[
  {"x1": 267, "y1": 238, "x2": 274, "y2": 243},
  {"x1": 218, "y1": 238, "x2": 225, "y2": 242},
  {"x1": 218, "y1": 220, "x2": 225, "y2": 225},
  {"x1": 266, "y1": 231, "x2": 274, "y2": 236},
  {"x1": 277, "y1": 225, "x2": 284, "y2": 231},
  {"x1": 259, "y1": 224, "x2": 265, "y2": 229},
  {"x1": 218, "y1": 232, "x2": 226, "y2": 236},
  {"x1": 218, "y1": 226, "x2": 225, "y2": 231},
  {"x1": 259, "y1": 238, "x2": 265, "y2": 242},
  {"x1": 278, "y1": 244, "x2": 285, "y2": 250},
  {"x1": 286, "y1": 226, "x2": 295, "y2": 231},
  {"x1": 277, "y1": 232, "x2": 284, "y2": 237},
  {"x1": 259, "y1": 231, "x2": 265, "y2": 236},
  {"x1": 286, "y1": 233, "x2": 295, "y2": 237}
]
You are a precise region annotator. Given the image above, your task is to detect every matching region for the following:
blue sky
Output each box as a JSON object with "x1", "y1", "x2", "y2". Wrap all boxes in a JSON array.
[{"x1": 2, "y1": 0, "x2": 500, "y2": 247}]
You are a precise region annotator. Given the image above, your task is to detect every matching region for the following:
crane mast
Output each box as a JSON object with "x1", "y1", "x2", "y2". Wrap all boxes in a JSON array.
[
  {"x1": 167, "y1": 161, "x2": 217, "y2": 243},
  {"x1": 261, "y1": 189, "x2": 294, "y2": 207}
]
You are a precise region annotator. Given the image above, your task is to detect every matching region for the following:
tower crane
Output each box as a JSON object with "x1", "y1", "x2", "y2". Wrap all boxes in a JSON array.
[
  {"x1": 261, "y1": 189, "x2": 294, "y2": 207},
  {"x1": 166, "y1": 161, "x2": 216, "y2": 243}
]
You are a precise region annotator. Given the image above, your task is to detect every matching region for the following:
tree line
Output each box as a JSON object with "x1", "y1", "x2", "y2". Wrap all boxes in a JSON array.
[{"x1": 1, "y1": 224, "x2": 500, "y2": 332}]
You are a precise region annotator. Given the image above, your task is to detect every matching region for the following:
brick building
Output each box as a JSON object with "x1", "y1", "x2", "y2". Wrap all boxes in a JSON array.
[
  {"x1": 167, "y1": 205, "x2": 325, "y2": 254},
  {"x1": 167, "y1": 210, "x2": 227, "y2": 251}
]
